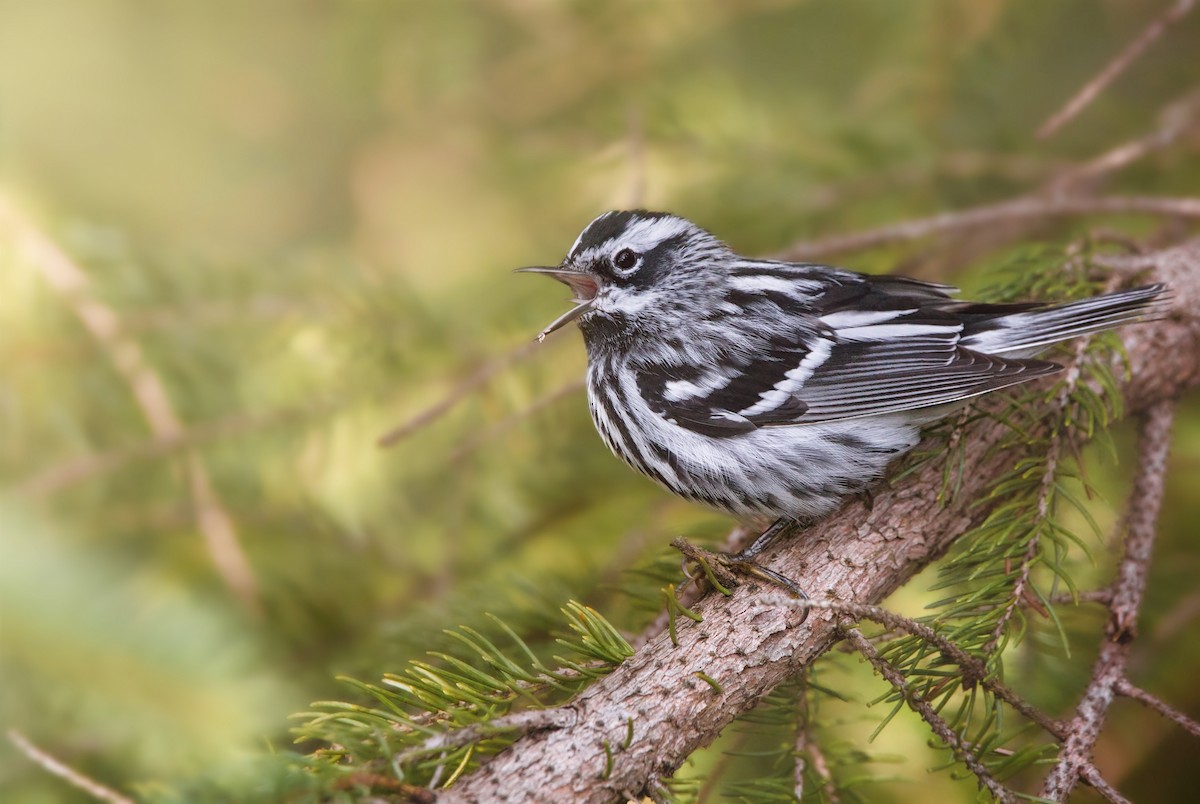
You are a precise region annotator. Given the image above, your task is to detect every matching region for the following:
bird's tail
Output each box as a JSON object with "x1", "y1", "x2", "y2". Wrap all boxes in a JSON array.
[{"x1": 961, "y1": 283, "x2": 1168, "y2": 355}]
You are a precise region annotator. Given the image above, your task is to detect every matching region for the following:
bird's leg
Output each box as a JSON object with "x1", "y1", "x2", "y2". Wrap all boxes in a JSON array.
[
  {"x1": 860, "y1": 475, "x2": 893, "y2": 513},
  {"x1": 671, "y1": 517, "x2": 810, "y2": 618},
  {"x1": 730, "y1": 517, "x2": 798, "y2": 562}
]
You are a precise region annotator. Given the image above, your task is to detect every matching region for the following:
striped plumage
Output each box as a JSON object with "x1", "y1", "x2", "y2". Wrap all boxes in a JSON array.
[{"x1": 523, "y1": 211, "x2": 1165, "y2": 523}]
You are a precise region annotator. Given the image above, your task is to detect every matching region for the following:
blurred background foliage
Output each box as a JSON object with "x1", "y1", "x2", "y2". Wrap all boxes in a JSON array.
[{"x1": 1, "y1": 0, "x2": 1198, "y2": 801}]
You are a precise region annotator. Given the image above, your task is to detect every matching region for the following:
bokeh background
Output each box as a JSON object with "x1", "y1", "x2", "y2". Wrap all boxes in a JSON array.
[{"x1": 2, "y1": 1, "x2": 1198, "y2": 801}]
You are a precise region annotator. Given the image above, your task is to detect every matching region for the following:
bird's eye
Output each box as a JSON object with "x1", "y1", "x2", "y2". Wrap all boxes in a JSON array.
[{"x1": 613, "y1": 248, "x2": 640, "y2": 273}]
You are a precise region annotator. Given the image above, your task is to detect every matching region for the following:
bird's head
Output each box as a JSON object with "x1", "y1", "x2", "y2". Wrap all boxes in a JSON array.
[{"x1": 519, "y1": 211, "x2": 731, "y2": 347}]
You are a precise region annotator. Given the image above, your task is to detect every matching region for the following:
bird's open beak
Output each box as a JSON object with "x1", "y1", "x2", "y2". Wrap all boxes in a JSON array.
[{"x1": 515, "y1": 266, "x2": 601, "y2": 342}]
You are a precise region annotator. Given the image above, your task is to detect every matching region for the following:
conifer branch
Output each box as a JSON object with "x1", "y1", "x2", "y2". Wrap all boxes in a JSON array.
[
  {"x1": 981, "y1": 262, "x2": 1125, "y2": 657},
  {"x1": 980, "y1": 337, "x2": 1075, "y2": 656},
  {"x1": 401, "y1": 709, "x2": 577, "y2": 765},
  {"x1": 840, "y1": 627, "x2": 1015, "y2": 803},
  {"x1": 764, "y1": 596, "x2": 1066, "y2": 741},
  {"x1": 445, "y1": 242, "x2": 1200, "y2": 803}
]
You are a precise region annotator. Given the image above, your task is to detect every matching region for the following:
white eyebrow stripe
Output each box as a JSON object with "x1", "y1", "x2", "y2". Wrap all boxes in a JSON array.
[{"x1": 614, "y1": 217, "x2": 693, "y2": 254}]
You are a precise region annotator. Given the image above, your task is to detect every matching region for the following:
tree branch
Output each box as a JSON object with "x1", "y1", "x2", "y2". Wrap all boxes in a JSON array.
[
  {"x1": 0, "y1": 196, "x2": 260, "y2": 613},
  {"x1": 773, "y1": 195, "x2": 1200, "y2": 260},
  {"x1": 792, "y1": 680, "x2": 839, "y2": 804},
  {"x1": 764, "y1": 596, "x2": 1066, "y2": 741},
  {"x1": 840, "y1": 627, "x2": 1015, "y2": 803},
  {"x1": 444, "y1": 242, "x2": 1200, "y2": 802},
  {"x1": 1036, "y1": 0, "x2": 1197, "y2": 140},
  {"x1": 376, "y1": 338, "x2": 546, "y2": 448},
  {"x1": 1114, "y1": 678, "x2": 1200, "y2": 739},
  {"x1": 1079, "y1": 763, "x2": 1134, "y2": 804},
  {"x1": 1047, "y1": 87, "x2": 1200, "y2": 194},
  {"x1": 1041, "y1": 400, "x2": 1176, "y2": 800},
  {"x1": 7, "y1": 729, "x2": 133, "y2": 804}
]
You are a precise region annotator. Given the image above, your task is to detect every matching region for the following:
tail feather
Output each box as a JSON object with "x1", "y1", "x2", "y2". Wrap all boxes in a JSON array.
[{"x1": 961, "y1": 284, "x2": 1167, "y2": 355}]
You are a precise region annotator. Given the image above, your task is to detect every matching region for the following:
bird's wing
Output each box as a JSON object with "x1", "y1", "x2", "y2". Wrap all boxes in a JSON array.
[
  {"x1": 779, "y1": 328, "x2": 1061, "y2": 424},
  {"x1": 637, "y1": 272, "x2": 1061, "y2": 433}
]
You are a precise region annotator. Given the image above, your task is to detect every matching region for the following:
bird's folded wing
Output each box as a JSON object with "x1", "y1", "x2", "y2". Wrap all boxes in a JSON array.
[{"x1": 638, "y1": 323, "x2": 1060, "y2": 434}]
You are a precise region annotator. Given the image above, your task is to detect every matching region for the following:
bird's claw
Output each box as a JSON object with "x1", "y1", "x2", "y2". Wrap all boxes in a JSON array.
[{"x1": 670, "y1": 537, "x2": 809, "y2": 622}]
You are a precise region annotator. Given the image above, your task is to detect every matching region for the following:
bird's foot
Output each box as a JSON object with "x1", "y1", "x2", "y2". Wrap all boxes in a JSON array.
[{"x1": 670, "y1": 537, "x2": 809, "y2": 606}]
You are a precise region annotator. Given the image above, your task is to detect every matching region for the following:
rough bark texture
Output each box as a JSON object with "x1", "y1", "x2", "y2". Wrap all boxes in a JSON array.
[{"x1": 444, "y1": 241, "x2": 1200, "y2": 803}]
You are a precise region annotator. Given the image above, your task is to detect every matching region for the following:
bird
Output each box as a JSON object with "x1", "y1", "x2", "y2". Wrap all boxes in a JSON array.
[{"x1": 519, "y1": 210, "x2": 1166, "y2": 597}]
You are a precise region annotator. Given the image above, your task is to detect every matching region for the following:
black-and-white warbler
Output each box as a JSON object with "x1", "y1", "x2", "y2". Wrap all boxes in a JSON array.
[{"x1": 521, "y1": 210, "x2": 1165, "y2": 595}]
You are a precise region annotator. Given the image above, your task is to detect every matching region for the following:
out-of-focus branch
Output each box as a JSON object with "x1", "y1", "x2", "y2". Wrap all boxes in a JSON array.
[
  {"x1": 447, "y1": 378, "x2": 585, "y2": 463},
  {"x1": 0, "y1": 196, "x2": 260, "y2": 613},
  {"x1": 792, "y1": 682, "x2": 839, "y2": 804},
  {"x1": 776, "y1": 91, "x2": 1200, "y2": 264},
  {"x1": 376, "y1": 338, "x2": 545, "y2": 447},
  {"x1": 16, "y1": 397, "x2": 343, "y2": 496},
  {"x1": 773, "y1": 195, "x2": 1200, "y2": 260},
  {"x1": 445, "y1": 241, "x2": 1199, "y2": 803},
  {"x1": 1036, "y1": 0, "x2": 1197, "y2": 140},
  {"x1": 7, "y1": 729, "x2": 133, "y2": 804},
  {"x1": 1048, "y1": 88, "x2": 1200, "y2": 193},
  {"x1": 1080, "y1": 764, "x2": 1134, "y2": 804}
]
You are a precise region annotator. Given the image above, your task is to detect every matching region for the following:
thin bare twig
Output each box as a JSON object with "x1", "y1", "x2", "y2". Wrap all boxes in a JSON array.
[
  {"x1": 774, "y1": 195, "x2": 1200, "y2": 260},
  {"x1": 1051, "y1": 588, "x2": 1114, "y2": 607},
  {"x1": 1042, "y1": 401, "x2": 1176, "y2": 800},
  {"x1": 1080, "y1": 763, "x2": 1134, "y2": 804},
  {"x1": 1114, "y1": 678, "x2": 1200, "y2": 738},
  {"x1": 841, "y1": 627, "x2": 1015, "y2": 803},
  {"x1": 1037, "y1": 0, "x2": 1197, "y2": 140},
  {"x1": 376, "y1": 338, "x2": 543, "y2": 447},
  {"x1": 1110, "y1": 409, "x2": 1177, "y2": 642},
  {"x1": 447, "y1": 378, "x2": 585, "y2": 463},
  {"x1": 0, "y1": 196, "x2": 259, "y2": 612},
  {"x1": 1049, "y1": 88, "x2": 1200, "y2": 192},
  {"x1": 7, "y1": 730, "x2": 133, "y2": 804}
]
